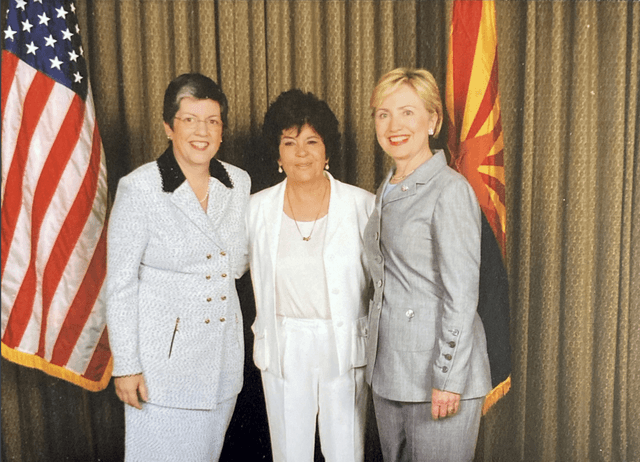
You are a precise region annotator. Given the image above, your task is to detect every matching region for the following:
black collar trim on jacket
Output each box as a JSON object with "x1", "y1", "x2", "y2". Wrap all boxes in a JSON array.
[{"x1": 156, "y1": 145, "x2": 234, "y2": 193}]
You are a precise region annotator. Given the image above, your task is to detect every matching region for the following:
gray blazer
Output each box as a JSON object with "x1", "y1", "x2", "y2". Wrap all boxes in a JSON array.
[
  {"x1": 364, "y1": 150, "x2": 491, "y2": 402},
  {"x1": 106, "y1": 147, "x2": 250, "y2": 410}
]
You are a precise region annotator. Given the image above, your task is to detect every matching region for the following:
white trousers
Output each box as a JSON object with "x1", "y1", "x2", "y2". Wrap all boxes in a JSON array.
[{"x1": 261, "y1": 316, "x2": 367, "y2": 462}]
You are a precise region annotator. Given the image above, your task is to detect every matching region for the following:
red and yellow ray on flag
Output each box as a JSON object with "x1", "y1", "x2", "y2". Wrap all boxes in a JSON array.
[
  {"x1": 446, "y1": 0, "x2": 506, "y2": 259},
  {"x1": 446, "y1": 0, "x2": 511, "y2": 414}
]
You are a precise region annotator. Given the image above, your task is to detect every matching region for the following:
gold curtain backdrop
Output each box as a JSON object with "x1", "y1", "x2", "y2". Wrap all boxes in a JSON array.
[
  {"x1": 1, "y1": 1, "x2": 639, "y2": 461},
  {"x1": 75, "y1": 0, "x2": 450, "y2": 192}
]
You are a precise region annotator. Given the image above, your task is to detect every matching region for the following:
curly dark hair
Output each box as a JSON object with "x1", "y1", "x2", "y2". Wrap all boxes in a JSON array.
[
  {"x1": 163, "y1": 73, "x2": 228, "y2": 130},
  {"x1": 262, "y1": 89, "x2": 340, "y2": 163}
]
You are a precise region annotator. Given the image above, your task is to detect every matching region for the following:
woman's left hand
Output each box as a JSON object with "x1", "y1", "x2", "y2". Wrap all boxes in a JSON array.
[{"x1": 431, "y1": 388, "x2": 461, "y2": 420}]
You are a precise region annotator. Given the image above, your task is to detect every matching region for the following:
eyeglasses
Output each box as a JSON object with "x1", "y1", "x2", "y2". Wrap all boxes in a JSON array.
[{"x1": 174, "y1": 115, "x2": 223, "y2": 131}]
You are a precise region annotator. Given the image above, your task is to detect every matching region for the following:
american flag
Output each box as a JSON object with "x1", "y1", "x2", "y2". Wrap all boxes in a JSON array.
[{"x1": 1, "y1": 0, "x2": 111, "y2": 390}]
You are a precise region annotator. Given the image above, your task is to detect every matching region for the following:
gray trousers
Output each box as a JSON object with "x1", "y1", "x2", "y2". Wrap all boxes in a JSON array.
[{"x1": 372, "y1": 391, "x2": 483, "y2": 462}]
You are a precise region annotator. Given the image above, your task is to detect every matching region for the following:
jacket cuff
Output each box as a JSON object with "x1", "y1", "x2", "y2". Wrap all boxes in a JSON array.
[{"x1": 432, "y1": 325, "x2": 467, "y2": 394}]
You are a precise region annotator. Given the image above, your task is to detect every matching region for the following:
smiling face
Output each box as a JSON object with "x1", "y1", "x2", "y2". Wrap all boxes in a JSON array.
[
  {"x1": 163, "y1": 96, "x2": 223, "y2": 171},
  {"x1": 278, "y1": 124, "x2": 327, "y2": 185},
  {"x1": 374, "y1": 83, "x2": 438, "y2": 164}
]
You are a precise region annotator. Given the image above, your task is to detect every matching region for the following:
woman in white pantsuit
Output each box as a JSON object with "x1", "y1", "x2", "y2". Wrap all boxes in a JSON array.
[
  {"x1": 247, "y1": 89, "x2": 374, "y2": 462},
  {"x1": 107, "y1": 74, "x2": 250, "y2": 461}
]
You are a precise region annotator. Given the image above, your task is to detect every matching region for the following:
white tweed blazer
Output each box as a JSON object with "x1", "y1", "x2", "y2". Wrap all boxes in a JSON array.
[{"x1": 106, "y1": 147, "x2": 250, "y2": 410}]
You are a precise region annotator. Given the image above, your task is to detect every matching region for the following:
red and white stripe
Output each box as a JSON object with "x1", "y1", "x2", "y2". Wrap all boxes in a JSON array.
[{"x1": 1, "y1": 51, "x2": 111, "y2": 390}]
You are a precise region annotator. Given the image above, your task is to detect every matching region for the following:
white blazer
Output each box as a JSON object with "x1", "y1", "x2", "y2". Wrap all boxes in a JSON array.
[
  {"x1": 247, "y1": 173, "x2": 375, "y2": 377},
  {"x1": 107, "y1": 147, "x2": 250, "y2": 410}
]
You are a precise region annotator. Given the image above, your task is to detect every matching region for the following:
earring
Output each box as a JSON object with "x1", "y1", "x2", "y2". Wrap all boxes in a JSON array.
[
  {"x1": 167, "y1": 136, "x2": 172, "y2": 141},
  {"x1": 278, "y1": 165, "x2": 283, "y2": 174},
  {"x1": 428, "y1": 128, "x2": 434, "y2": 136},
  {"x1": 324, "y1": 162, "x2": 329, "y2": 171}
]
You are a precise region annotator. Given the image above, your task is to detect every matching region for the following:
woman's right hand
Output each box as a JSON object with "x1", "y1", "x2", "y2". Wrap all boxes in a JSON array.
[{"x1": 114, "y1": 374, "x2": 148, "y2": 409}]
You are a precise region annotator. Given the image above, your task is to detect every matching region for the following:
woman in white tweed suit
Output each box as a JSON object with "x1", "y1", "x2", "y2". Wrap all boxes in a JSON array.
[
  {"x1": 364, "y1": 68, "x2": 491, "y2": 461},
  {"x1": 106, "y1": 73, "x2": 250, "y2": 461}
]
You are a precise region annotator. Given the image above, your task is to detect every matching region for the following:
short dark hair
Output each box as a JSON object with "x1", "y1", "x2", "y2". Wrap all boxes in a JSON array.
[
  {"x1": 262, "y1": 89, "x2": 340, "y2": 163},
  {"x1": 163, "y1": 73, "x2": 228, "y2": 129}
]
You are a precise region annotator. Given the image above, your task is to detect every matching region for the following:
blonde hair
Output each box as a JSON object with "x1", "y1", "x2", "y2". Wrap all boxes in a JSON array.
[{"x1": 370, "y1": 67, "x2": 443, "y2": 137}]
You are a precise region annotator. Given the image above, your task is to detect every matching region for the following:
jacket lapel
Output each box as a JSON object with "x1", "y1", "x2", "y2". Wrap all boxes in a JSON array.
[
  {"x1": 170, "y1": 181, "x2": 224, "y2": 248},
  {"x1": 262, "y1": 180, "x2": 286, "y2": 279},
  {"x1": 382, "y1": 180, "x2": 417, "y2": 206},
  {"x1": 323, "y1": 172, "x2": 341, "y2": 246},
  {"x1": 381, "y1": 150, "x2": 447, "y2": 207},
  {"x1": 156, "y1": 146, "x2": 235, "y2": 249},
  {"x1": 206, "y1": 178, "x2": 232, "y2": 230},
  {"x1": 378, "y1": 169, "x2": 396, "y2": 208}
]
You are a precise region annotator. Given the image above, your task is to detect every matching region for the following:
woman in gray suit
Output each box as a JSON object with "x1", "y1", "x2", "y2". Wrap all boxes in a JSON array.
[
  {"x1": 107, "y1": 73, "x2": 250, "y2": 461},
  {"x1": 364, "y1": 68, "x2": 491, "y2": 461}
]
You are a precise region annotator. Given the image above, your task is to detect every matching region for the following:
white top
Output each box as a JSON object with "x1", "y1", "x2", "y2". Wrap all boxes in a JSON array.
[{"x1": 275, "y1": 212, "x2": 330, "y2": 319}]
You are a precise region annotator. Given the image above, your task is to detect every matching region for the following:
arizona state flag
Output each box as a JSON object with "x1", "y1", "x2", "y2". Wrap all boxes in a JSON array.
[{"x1": 446, "y1": 0, "x2": 511, "y2": 413}]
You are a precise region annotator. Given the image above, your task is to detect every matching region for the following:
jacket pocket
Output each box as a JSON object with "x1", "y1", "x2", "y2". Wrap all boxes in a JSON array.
[
  {"x1": 252, "y1": 328, "x2": 268, "y2": 371},
  {"x1": 350, "y1": 315, "x2": 369, "y2": 368},
  {"x1": 389, "y1": 306, "x2": 436, "y2": 352},
  {"x1": 168, "y1": 317, "x2": 180, "y2": 359}
]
